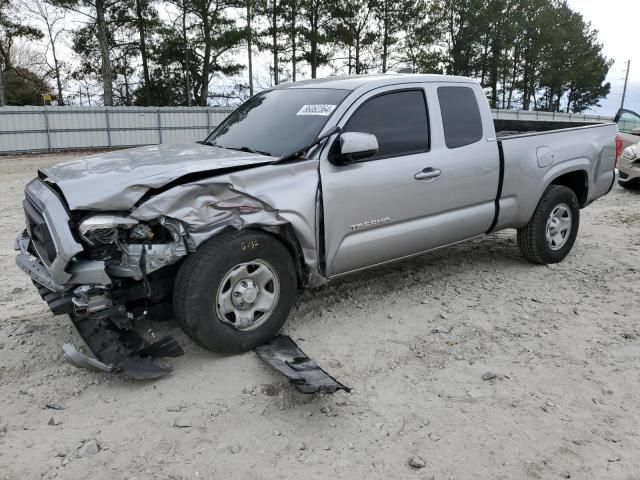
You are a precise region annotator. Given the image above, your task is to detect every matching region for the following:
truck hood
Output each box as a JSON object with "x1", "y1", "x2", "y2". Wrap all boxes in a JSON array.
[{"x1": 40, "y1": 143, "x2": 276, "y2": 210}]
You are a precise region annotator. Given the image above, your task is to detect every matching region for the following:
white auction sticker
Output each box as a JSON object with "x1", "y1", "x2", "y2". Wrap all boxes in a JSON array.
[{"x1": 296, "y1": 104, "x2": 337, "y2": 116}]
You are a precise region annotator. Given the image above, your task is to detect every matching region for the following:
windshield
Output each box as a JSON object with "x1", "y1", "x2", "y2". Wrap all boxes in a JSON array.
[{"x1": 205, "y1": 88, "x2": 350, "y2": 157}]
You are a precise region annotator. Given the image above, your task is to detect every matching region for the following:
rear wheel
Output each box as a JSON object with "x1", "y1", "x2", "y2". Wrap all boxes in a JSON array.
[
  {"x1": 173, "y1": 230, "x2": 298, "y2": 353},
  {"x1": 517, "y1": 185, "x2": 580, "y2": 264}
]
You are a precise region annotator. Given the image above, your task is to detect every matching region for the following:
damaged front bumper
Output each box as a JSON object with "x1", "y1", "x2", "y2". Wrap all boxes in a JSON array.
[
  {"x1": 63, "y1": 310, "x2": 184, "y2": 379},
  {"x1": 17, "y1": 232, "x2": 349, "y2": 386},
  {"x1": 14, "y1": 177, "x2": 192, "y2": 378},
  {"x1": 15, "y1": 231, "x2": 185, "y2": 379}
]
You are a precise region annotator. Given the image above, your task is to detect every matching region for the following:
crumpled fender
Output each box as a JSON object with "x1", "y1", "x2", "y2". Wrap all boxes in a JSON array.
[
  {"x1": 130, "y1": 182, "x2": 288, "y2": 249},
  {"x1": 129, "y1": 159, "x2": 327, "y2": 287}
]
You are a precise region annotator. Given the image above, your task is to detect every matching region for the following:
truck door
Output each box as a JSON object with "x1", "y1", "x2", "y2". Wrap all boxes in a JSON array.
[
  {"x1": 320, "y1": 83, "x2": 500, "y2": 277},
  {"x1": 429, "y1": 84, "x2": 501, "y2": 239},
  {"x1": 320, "y1": 86, "x2": 446, "y2": 276}
]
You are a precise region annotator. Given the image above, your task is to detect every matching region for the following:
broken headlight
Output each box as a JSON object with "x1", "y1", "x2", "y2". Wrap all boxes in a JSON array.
[{"x1": 78, "y1": 215, "x2": 139, "y2": 246}]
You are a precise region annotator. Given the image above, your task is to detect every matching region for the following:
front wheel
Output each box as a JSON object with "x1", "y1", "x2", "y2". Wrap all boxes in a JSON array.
[
  {"x1": 517, "y1": 185, "x2": 580, "y2": 264},
  {"x1": 173, "y1": 230, "x2": 298, "y2": 353}
]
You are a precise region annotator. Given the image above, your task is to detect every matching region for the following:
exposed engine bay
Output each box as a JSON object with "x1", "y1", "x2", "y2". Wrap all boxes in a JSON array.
[{"x1": 78, "y1": 215, "x2": 188, "y2": 281}]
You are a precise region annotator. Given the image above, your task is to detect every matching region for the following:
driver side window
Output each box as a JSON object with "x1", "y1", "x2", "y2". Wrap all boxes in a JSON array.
[{"x1": 344, "y1": 89, "x2": 430, "y2": 160}]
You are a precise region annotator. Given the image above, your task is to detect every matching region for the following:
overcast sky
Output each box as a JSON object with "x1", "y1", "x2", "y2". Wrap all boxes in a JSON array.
[{"x1": 567, "y1": 0, "x2": 639, "y2": 115}]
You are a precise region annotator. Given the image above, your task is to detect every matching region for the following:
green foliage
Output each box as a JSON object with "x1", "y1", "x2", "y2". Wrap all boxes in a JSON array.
[
  {"x1": 253, "y1": 0, "x2": 288, "y2": 83},
  {"x1": 425, "y1": 0, "x2": 611, "y2": 112},
  {"x1": 69, "y1": 1, "x2": 135, "y2": 104},
  {"x1": 3, "y1": 67, "x2": 52, "y2": 105},
  {"x1": 14, "y1": 0, "x2": 611, "y2": 112},
  {"x1": 156, "y1": 0, "x2": 244, "y2": 105},
  {"x1": 330, "y1": 0, "x2": 377, "y2": 74},
  {"x1": 536, "y1": 1, "x2": 611, "y2": 113},
  {"x1": 0, "y1": 0, "x2": 43, "y2": 69},
  {"x1": 0, "y1": 0, "x2": 45, "y2": 105}
]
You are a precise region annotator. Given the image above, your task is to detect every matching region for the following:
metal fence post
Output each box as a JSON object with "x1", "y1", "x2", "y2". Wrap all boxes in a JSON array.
[
  {"x1": 206, "y1": 109, "x2": 211, "y2": 132},
  {"x1": 43, "y1": 108, "x2": 52, "y2": 152},
  {"x1": 104, "y1": 108, "x2": 112, "y2": 147},
  {"x1": 157, "y1": 109, "x2": 163, "y2": 144}
]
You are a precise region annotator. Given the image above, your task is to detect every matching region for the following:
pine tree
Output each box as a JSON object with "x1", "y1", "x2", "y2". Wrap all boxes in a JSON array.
[
  {"x1": 0, "y1": 0, "x2": 43, "y2": 105},
  {"x1": 299, "y1": 0, "x2": 334, "y2": 78}
]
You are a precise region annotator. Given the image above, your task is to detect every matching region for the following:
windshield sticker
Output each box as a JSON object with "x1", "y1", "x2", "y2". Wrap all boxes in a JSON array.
[{"x1": 296, "y1": 104, "x2": 337, "y2": 116}]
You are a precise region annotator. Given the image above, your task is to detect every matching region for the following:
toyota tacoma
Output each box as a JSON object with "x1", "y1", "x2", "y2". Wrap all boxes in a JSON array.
[{"x1": 15, "y1": 74, "x2": 622, "y2": 377}]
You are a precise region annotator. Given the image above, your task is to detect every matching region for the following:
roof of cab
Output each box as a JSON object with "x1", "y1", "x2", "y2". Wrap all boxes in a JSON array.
[{"x1": 273, "y1": 73, "x2": 477, "y2": 91}]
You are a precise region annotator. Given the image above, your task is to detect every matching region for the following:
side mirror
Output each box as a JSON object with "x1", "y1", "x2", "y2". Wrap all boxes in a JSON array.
[{"x1": 333, "y1": 132, "x2": 379, "y2": 164}]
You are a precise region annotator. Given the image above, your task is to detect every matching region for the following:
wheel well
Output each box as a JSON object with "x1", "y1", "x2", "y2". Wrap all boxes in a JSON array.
[
  {"x1": 190, "y1": 225, "x2": 310, "y2": 288},
  {"x1": 265, "y1": 225, "x2": 310, "y2": 288},
  {"x1": 551, "y1": 170, "x2": 588, "y2": 207}
]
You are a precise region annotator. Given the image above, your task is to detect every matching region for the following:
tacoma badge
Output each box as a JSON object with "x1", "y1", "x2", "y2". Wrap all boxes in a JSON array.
[{"x1": 349, "y1": 217, "x2": 391, "y2": 230}]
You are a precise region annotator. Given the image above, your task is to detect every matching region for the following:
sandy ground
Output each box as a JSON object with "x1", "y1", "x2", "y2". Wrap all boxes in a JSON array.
[{"x1": 0, "y1": 151, "x2": 639, "y2": 480}]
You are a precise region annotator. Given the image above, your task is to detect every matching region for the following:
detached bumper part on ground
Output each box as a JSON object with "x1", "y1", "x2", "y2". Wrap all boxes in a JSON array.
[
  {"x1": 62, "y1": 309, "x2": 184, "y2": 380},
  {"x1": 255, "y1": 335, "x2": 350, "y2": 394},
  {"x1": 65, "y1": 310, "x2": 184, "y2": 379}
]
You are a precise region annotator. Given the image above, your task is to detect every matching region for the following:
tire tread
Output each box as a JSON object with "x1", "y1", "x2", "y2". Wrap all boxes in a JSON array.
[{"x1": 517, "y1": 185, "x2": 578, "y2": 264}]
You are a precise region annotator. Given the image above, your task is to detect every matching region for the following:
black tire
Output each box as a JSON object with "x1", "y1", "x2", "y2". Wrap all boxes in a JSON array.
[
  {"x1": 618, "y1": 180, "x2": 640, "y2": 190},
  {"x1": 517, "y1": 185, "x2": 580, "y2": 264},
  {"x1": 173, "y1": 229, "x2": 298, "y2": 353}
]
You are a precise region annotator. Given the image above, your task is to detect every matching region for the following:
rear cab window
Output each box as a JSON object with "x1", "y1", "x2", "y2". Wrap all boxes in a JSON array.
[
  {"x1": 438, "y1": 86, "x2": 483, "y2": 149},
  {"x1": 343, "y1": 89, "x2": 430, "y2": 160}
]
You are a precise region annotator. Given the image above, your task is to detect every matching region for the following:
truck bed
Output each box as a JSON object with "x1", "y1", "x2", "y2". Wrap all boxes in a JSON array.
[
  {"x1": 494, "y1": 118, "x2": 611, "y2": 138},
  {"x1": 493, "y1": 122, "x2": 618, "y2": 232}
]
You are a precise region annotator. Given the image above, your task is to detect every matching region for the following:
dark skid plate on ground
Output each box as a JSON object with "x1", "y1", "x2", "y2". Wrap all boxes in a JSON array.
[
  {"x1": 255, "y1": 335, "x2": 351, "y2": 394},
  {"x1": 64, "y1": 313, "x2": 184, "y2": 380}
]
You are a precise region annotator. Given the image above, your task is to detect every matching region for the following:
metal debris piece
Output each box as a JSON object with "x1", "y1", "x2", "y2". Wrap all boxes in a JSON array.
[
  {"x1": 255, "y1": 335, "x2": 350, "y2": 394},
  {"x1": 136, "y1": 335, "x2": 184, "y2": 358},
  {"x1": 62, "y1": 343, "x2": 112, "y2": 373},
  {"x1": 62, "y1": 312, "x2": 184, "y2": 380}
]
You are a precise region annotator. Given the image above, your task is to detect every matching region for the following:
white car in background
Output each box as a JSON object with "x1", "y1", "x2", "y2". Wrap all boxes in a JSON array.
[{"x1": 615, "y1": 109, "x2": 640, "y2": 190}]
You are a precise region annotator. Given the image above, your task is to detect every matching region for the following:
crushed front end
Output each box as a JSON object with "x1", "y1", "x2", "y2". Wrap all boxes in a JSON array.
[{"x1": 15, "y1": 178, "x2": 185, "y2": 379}]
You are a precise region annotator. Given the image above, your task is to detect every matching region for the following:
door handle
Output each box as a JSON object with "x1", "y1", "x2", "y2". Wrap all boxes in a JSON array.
[{"x1": 414, "y1": 167, "x2": 442, "y2": 181}]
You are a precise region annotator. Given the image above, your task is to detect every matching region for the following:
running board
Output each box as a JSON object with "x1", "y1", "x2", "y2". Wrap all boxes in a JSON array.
[{"x1": 255, "y1": 335, "x2": 350, "y2": 394}]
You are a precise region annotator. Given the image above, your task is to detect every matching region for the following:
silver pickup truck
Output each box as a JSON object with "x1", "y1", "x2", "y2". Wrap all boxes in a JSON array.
[{"x1": 15, "y1": 74, "x2": 622, "y2": 377}]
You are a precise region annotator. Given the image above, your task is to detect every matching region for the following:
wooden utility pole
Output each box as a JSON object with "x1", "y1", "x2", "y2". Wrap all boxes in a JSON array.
[
  {"x1": 247, "y1": 1, "x2": 254, "y2": 96},
  {"x1": 95, "y1": 0, "x2": 113, "y2": 106},
  {"x1": 0, "y1": 63, "x2": 5, "y2": 107},
  {"x1": 183, "y1": 0, "x2": 192, "y2": 106},
  {"x1": 621, "y1": 60, "x2": 630, "y2": 110},
  {"x1": 272, "y1": 0, "x2": 279, "y2": 85}
]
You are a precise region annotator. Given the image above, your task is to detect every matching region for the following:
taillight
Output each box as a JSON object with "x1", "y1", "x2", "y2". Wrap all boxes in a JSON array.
[{"x1": 615, "y1": 134, "x2": 623, "y2": 167}]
